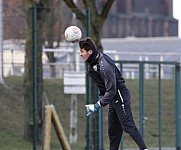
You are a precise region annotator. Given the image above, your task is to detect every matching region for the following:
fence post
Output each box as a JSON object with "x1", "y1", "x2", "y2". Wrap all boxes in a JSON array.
[
  {"x1": 98, "y1": 108, "x2": 104, "y2": 150},
  {"x1": 158, "y1": 64, "x2": 162, "y2": 150},
  {"x1": 175, "y1": 64, "x2": 181, "y2": 150},
  {"x1": 32, "y1": 4, "x2": 38, "y2": 150},
  {"x1": 86, "y1": 8, "x2": 91, "y2": 150},
  {"x1": 139, "y1": 62, "x2": 144, "y2": 137}
]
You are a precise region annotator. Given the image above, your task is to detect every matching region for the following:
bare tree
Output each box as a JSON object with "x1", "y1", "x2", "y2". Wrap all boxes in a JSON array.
[
  {"x1": 4, "y1": 0, "x2": 26, "y2": 40},
  {"x1": 62, "y1": 0, "x2": 115, "y2": 52}
]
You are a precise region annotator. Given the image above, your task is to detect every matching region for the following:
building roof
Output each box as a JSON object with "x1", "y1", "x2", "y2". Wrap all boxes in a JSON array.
[{"x1": 101, "y1": 37, "x2": 181, "y2": 62}]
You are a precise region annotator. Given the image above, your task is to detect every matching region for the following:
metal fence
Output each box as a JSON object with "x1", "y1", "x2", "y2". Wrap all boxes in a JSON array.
[{"x1": 117, "y1": 61, "x2": 181, "y2": 150}]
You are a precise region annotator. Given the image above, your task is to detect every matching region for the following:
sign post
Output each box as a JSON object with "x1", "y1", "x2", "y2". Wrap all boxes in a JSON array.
[{"x1": 64, "y1": 71, "x2": 86, "y2": 144}]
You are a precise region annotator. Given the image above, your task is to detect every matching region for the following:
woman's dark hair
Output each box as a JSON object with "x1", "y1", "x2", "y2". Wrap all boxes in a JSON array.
[{"x1": 79, "y1": 37, "x2": 97, "y2": 52}]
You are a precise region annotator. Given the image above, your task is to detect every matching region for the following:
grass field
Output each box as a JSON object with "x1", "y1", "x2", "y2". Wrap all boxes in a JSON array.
[{"x1": 0, "y1": 77, "x2": 176, "y2": 150}]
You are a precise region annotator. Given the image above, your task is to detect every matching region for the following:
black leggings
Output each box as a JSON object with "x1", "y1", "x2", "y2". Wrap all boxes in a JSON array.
[{"x1": 108, "y1": 89, "x2": 147, "y2": 150}]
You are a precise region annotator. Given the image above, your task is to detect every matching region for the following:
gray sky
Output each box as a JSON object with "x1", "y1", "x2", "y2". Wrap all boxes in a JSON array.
[{"x1": 173, "y1": 0, "x2": 181, "y2": 38}]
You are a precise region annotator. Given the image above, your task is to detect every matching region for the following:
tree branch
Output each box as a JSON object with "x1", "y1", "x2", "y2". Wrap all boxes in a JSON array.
[
  {"x1": 62, "y1": 0, "x2": 85, "y2": 21},
  {"x1": 101, "y1": 0, "x2": 115, "y2": 21}
]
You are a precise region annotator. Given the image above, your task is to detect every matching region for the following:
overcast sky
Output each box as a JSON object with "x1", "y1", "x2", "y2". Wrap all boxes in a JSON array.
[{"x1": 173, "y1": 0, "x2": 181, "y2": 38}]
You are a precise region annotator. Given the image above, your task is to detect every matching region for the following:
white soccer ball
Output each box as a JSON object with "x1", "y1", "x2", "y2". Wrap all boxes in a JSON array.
[{"x1": 64, "y1": 26, "x2": 82, "y2": 43}]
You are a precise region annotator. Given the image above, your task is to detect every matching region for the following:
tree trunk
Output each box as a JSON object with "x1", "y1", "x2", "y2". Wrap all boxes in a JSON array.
[
  {"x1": 23, "y1": 4, "x2": 46, "y2": 141},
  {"x1": 24, "y1": 6, "x2": 34, "y2": 141}
]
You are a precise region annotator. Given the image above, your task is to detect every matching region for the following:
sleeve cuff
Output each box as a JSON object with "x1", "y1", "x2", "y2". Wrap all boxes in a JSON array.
[
  {"x1": 97, "y1": 101, "x2": 101, "y2": 106},
  {"x1": 94, "y1": 101, "x2": 102, "y2": 109}
]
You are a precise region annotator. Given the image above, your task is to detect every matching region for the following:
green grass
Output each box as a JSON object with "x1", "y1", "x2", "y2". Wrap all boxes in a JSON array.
[{"x1": 0, "y1": 77, "x2": 176, "y2": 149}]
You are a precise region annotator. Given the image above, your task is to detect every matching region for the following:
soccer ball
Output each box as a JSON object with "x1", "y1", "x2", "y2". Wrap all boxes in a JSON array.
[{"x1": 64, "y1": 26, "x2": 82, "y2": 43}]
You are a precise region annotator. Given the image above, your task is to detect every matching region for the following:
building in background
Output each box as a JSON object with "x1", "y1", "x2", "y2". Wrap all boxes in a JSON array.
[
  {"x1": 101, "y1": 0, "x2": 178, "y2": 38},
  {"x1": 4, "y1": 0, "x2": 179, "y2": 39}
]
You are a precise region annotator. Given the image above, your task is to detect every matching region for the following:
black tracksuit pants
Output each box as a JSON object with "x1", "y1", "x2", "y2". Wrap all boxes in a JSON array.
[{"x1": 108, "y1": 88, "x2": 147, "y2": 150}]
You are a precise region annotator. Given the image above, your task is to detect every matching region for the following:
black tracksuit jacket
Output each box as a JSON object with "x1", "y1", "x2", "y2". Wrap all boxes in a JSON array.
[{"x1": 88, "y1": 53, "x2": 127, "y2": 106}]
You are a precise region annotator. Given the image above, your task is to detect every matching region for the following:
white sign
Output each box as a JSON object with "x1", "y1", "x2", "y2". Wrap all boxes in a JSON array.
[{"x1": 64, "y1": 71, "x2": 86, "y2": 94}]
